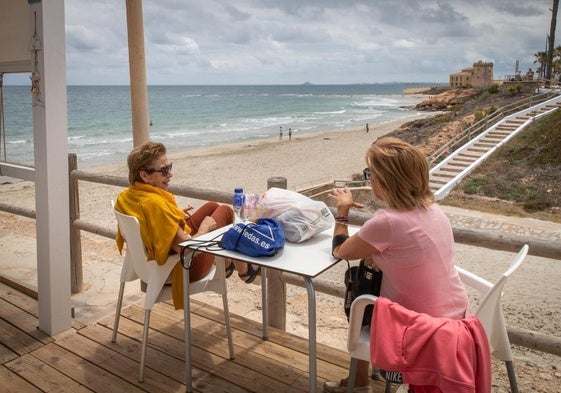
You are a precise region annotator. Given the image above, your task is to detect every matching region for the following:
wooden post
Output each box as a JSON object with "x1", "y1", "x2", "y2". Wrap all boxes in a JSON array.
[
  {"x1": 266, "y1": 177, "x2": 287, "y2": 331},
  {"x1": 126, "y1": 0, "x2": 150, "y2": 146},
  {"x1": 268, "y1": 176, "x2": 287, "y2": 190},
  {"x1": 68, "y1": 154, "x2": 83, "y2": 293}
]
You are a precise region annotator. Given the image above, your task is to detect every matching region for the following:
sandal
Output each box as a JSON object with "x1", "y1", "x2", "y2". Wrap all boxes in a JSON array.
[
  {"x1": 225, "y1": 258, "x2": 235, "y2": 278},
  {"x1": 239, "y1": 264, "x2": 260, "y2": 284}
]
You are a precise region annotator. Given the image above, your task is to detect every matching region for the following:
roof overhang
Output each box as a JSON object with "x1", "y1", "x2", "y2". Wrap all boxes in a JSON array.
[{"x1": 0, "y1": 0, "x2": 32, "y2": 73}]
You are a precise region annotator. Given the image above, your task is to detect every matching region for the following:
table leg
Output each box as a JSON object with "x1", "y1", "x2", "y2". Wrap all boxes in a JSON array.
[
  {"x1": 182, "y1": 254, "x2": 192, "y2": 392},
  {"x1": 261, "y1": 266, "x2": 268, "y2": 340},
  {"x1": 304, "y1": 277, "x2": 317, "y2": 393}
]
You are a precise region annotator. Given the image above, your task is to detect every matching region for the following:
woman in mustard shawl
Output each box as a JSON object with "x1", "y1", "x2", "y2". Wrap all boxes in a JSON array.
[{"x1": 115, "y1": 141, "x2": 246, "y2": 309}]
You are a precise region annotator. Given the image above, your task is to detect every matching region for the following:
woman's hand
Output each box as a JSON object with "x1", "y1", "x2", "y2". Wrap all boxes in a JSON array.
[
  {"x1": 183, "y1": 204, "x2": 194, "y2": 219},
  {"x1": 328, "y1": 186, "x2": 364, "y2": 213}
]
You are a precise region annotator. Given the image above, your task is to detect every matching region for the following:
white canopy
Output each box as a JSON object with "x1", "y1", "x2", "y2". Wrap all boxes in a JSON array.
[{"x1": 0, "y1": 0, "x2": 32, "y2": 73}]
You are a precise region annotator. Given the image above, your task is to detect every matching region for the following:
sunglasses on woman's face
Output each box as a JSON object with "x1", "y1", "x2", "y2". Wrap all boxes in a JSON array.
[
  {"x1": 363, "y1": 167, "x2": 371, "y2": 180},
  {"x1": 145, "y1": 163, "x2": 173, "y2": 176}
]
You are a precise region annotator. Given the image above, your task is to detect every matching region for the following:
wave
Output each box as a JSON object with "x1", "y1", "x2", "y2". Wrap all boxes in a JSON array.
[
  {"x1": 7, "y1": 138, "x2": 32, "y2": 145},
  {"x1": 2, "y1": 84, "x2": 429, "y2": 168},
  {"x1": 312, "y1": 109, "x2": 347, "y2": 115}
]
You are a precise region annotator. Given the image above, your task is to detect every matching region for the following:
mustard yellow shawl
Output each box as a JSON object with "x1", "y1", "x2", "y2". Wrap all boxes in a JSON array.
[
  {"x1": 115, "y1": 182, "x2": 191, "y2": 265},
  {"x1": 114, "y1": 183, "x2": 194, "y2": 309}
]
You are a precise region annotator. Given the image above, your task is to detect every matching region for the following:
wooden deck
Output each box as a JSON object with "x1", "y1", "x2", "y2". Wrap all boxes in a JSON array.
[{"x1": 0, "y1": 282, "x2": 389, "y2": 393}]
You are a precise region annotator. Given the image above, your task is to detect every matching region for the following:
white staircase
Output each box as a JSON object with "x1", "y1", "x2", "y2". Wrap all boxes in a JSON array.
[{"x1": 430, "y1": 93, "x2": 561, "y2": 200}]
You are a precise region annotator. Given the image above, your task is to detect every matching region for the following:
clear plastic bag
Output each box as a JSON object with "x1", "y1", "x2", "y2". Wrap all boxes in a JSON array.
[
  {"x1": 242, "y1": 193, "x2": 262, "y2": 222},
  {"x1": 258, "y1": 188, "x2": 335, "y2": 243}
]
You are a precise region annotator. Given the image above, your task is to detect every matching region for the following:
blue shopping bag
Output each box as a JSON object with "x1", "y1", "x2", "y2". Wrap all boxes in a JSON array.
[{"x1": 221, "y1": 218, "x2": 285, "y2": 257}]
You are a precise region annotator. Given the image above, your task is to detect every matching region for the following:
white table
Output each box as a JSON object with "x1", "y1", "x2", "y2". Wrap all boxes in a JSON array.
[{"x1": 180, "y1": 224, "x2": 352, "y2": 393}]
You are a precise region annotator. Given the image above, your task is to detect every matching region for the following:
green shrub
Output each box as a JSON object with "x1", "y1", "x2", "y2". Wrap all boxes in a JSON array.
[
  {"x1": 449, "y1": 104, "x2": 461, "y2": 112},
  {"x1": 488, "y1": 84, "x2": 499, "y2": 94},
  {"x1": 474, "y1": 110, "x2": 485, "y2": 122},
  {"x1": 507, "y1": 83, "x2": 524, "y2": 95},
  {"x1": 463, "y1": 177, "x2": 486, "y2": 194},
  {"x1": 523, "y1": 199, "x2": 553, "y2": 213},
  {"x1": 436, "y1": 112, "x2": 454, "y2": 123}
]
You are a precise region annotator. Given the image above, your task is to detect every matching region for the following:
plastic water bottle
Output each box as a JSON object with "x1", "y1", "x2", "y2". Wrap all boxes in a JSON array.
[{"x1": 232, "y1": 187, "x2": 246, "y2": 223}]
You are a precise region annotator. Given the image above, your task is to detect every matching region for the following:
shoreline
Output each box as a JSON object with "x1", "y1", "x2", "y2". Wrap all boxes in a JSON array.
[
  {"x1": 0, "y1": 113, "x2": 438, "y2": 251},
  {"x1": 3, "y1": 84, "x2": 433, "y2": 171},
  {"x1": 95, "y1": 113, "x2": 435, "y2": 194}
]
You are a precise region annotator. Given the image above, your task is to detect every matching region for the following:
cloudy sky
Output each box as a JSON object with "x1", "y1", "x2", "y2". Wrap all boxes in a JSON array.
[{"x1": 6, "y1": 0, "x2": 557, "y2": 85}]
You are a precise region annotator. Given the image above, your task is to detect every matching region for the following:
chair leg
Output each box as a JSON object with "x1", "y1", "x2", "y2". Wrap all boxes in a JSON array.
[
  {"x1": 384, "y1": 381, "x2": 393, "y2": 393},
  {"x1": 347, "y1": 358, "x2": 358, "y2": 393},
  {"x1": 139, "y1": 309, "x2": 151, "y2": 383},
  {"x1": 111, "y1": 282, "x2": 126, "y2": 343},
  {"x1": 221, "y1": 292, "x2": 235, "y2": 360},
  {"x1": 505, "y1": 360, "x2": 519, "y2": 393}
]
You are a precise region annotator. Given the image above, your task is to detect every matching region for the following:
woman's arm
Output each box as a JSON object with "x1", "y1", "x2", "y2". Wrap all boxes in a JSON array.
[
  {"x1": 334, "y1": 234, "x2": 378, "y2": 260},
  {"x1": 328, "y1": 187, "x2": 378, "y2": 260},
  {"x1": 170, "y1": 216, "x2": 217, "y2": 254}
]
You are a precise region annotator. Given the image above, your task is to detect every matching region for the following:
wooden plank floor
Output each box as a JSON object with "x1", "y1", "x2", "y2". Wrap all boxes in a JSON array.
[{"x1": 0, "y1": 282, "x2": 390, "y2": 393}]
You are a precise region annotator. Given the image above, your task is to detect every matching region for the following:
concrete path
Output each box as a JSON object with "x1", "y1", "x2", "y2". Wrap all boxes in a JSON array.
[{"x1": 441, "y1": 205, "x2": 561, "y2": 243}]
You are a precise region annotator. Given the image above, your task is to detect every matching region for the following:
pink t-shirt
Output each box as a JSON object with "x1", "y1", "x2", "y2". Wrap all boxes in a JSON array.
[{"x1": 358, "y1": 204, "x2": 467, "y2": 319}]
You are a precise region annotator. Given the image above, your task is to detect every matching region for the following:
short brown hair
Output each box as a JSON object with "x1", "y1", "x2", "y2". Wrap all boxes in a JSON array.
[
  {"x1": 127, "y1": 141, "x2": 167, "y2": 185},
  {"x1": 365, "y1": 137, "x2": 434, "y2": 211}
]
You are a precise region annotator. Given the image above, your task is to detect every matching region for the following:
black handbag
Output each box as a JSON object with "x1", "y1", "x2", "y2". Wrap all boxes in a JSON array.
[{"x1": 344, "y1": 258, "x2": 383, "y2": 326}]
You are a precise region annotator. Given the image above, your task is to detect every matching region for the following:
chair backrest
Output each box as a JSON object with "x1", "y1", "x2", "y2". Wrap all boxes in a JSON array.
[
  {"x1": 114, "y1": 207, "x2": 153, "y2": 281},
  {"x1": 457, "y1": 244, "x2": 529, "y2": 361},
  {"x1": 113, "y1": 204, "x2": 179, "y2": 309},
  {"x1": 347, "y1": 294, "x2": 377, "y2": 359}
]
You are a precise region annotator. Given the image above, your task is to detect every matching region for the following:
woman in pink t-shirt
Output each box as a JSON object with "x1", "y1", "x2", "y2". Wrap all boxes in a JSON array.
[{"x1": 324, "y1": 137, "x2": 468, "y2": 393}]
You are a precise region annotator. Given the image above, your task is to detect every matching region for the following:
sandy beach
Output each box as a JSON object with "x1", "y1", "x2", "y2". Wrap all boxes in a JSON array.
[{"x1": 1, "y1": 115, "x2": 560, "y2": 392}]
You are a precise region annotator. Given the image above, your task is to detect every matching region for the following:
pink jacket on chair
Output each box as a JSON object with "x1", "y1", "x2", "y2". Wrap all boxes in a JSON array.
[{"x1": 370, "y1": 297, "x2": 491, "y2": 393}]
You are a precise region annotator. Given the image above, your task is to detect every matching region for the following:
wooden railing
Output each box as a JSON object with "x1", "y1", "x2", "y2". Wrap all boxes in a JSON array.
[{"x1": 1, "y1": 154, "x2": 560, "y2": 357}]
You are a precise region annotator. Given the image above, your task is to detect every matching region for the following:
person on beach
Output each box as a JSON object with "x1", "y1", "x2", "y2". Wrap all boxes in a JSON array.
[
  {"x1": 114, "y1": 141, "x2": 257, "y2": 310},
  {"x1": 279, "y1": 126, "x2": 283, "y2": 140},
  {"x1": 324, "y1": 137, "x2": 468, "y2": 392},
  {"x1": 288, "y1": 127, "x2": 292, "y2": 140}
]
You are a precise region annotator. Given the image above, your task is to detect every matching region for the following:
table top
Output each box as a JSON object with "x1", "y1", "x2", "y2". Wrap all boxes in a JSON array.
[{"x1": 180, "y1": 224, "x2": 357, "y2": 278}]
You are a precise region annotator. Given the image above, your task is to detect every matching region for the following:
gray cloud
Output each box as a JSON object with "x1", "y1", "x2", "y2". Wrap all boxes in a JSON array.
[{"x1": 4, "y1": 0, "x2": 555, "y2": 85}]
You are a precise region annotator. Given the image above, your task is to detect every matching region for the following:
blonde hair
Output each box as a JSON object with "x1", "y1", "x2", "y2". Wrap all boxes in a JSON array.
[
  {"x1": 127, "y1": 141, "x2": 167, "y2": 185},
  {"x1": 365, "y1": 137, "x2": 434, "y2": 210}
]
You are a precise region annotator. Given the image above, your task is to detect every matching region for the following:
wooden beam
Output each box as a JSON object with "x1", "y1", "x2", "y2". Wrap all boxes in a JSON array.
[{"x1": 126, "y1": 0, "x2": 150, "y2": 146}]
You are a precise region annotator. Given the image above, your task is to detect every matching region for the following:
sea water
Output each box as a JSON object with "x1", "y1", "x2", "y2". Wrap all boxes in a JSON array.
[{"x1": 1, "y1": 84, "x2": 432, "y2": 168}]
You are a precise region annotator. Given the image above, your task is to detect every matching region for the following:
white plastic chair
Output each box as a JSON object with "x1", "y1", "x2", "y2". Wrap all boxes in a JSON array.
[
  {"x1": 346, "y1": 294, "x2": 380, "y2": 393},
  {"x1": 346, "y1": 244, "x2": 529, "y2": 393},
  {"x1": 111, "y1": 205, "x2": 235, "y2": 382},
  {"x1": 456, "y1": 244, "x2": 529, "y2": 393}
]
